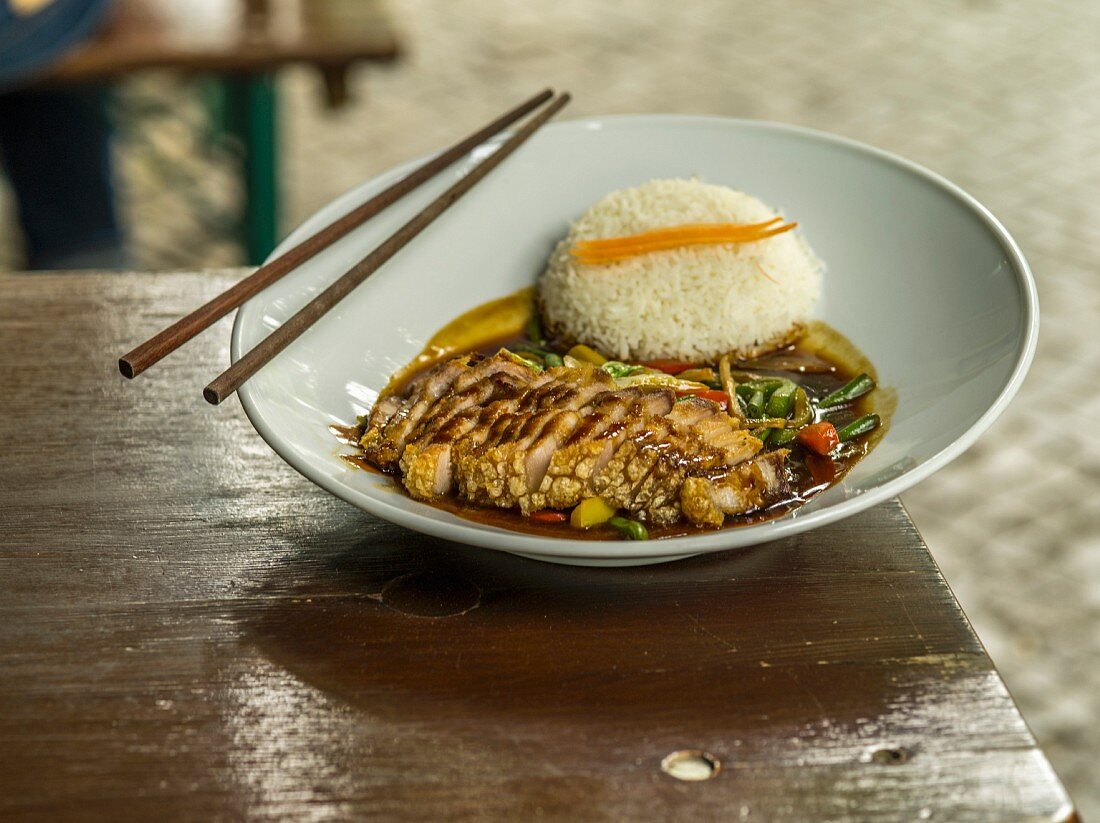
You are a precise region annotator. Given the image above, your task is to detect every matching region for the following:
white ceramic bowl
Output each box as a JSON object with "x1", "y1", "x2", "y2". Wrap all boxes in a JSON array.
[{"x1": 233, "y1": 115, "x2": 1036, "y2": 566}]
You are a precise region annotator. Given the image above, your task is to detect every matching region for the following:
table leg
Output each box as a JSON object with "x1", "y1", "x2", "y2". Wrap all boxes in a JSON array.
[{"x1": 223, "y1": 73, "x2": 279, "y2": 265}]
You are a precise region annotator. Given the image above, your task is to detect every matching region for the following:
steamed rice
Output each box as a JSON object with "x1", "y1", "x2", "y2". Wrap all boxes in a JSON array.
[{"x1": 537, "y1": 178, "x2": 823, "y2": 361}]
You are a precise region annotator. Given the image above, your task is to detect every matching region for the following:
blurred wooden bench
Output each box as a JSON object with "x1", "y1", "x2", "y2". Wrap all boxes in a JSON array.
[{"x1": 34, "y1": 0, "x2": 401, "y2": 263}]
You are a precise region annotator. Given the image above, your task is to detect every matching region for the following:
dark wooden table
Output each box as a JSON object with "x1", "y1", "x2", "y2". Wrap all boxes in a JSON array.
[{"x1": 0, "y1": 270, "x2": 1077, "y2": 821}]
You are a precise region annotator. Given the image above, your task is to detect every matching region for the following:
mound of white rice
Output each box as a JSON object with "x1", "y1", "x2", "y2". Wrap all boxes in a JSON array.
[{"x1": 537, "y1": 178, "x2": 823, "y2": 361}]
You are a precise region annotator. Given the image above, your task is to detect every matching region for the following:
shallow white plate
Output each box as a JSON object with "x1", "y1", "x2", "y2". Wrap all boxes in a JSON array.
[{"x1": 233, "y1": 115, "x2": 1036, "y2": 566}]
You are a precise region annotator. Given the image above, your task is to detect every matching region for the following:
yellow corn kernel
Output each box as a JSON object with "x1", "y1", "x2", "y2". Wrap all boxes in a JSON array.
[
  {"x1": 570, "y1": 497, "x2": 618, "y2": 529},
  {"x1": 566, "y1": 344, "x2": 607, "y2": 366}
]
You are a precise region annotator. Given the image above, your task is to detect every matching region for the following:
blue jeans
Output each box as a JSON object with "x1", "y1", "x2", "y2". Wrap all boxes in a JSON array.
[{"x1": 0, "y1": 86, "x2": 126, "y2": 269}]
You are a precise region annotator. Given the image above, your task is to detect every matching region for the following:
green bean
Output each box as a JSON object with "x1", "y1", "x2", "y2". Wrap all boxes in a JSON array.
[
  {"x1": 765, "y1": 381, "x2": 797, "y2": 418},
  {"x1": 746, "y1": 389, "x2": 765, "y2": 419},
  {"x1": 736, "y1": 378, "x2": 784, "y2": 399},
  {"x1": 609, "y1": 516, "x2": 649, "y2": 541},
  {"x1": 837, "y1": 413, "x2": 881, "y2": 442},
  {"x1": 768, "y1": 428, "x2": 799, "y2": 447},
  {"x1": 758, "y1": 427, "x2": 775, "y2": 445},
  {"x1": 790, "y1": 387, "x2": 813, "y2": 428},
  {"x1": 543, "y1": 352, "x2": 564, "y2": 368},
  {"x1": 525, "y1": 313, "x2": 545, "y2": 344},
  {"x1": 819, "y1": 373, "x2": 875, "y2": 408}
]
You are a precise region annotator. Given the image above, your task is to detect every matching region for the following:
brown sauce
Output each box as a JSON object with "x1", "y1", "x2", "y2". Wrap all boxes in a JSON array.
[
  {"x1": 435, "y1": 337, "x2": 876, "y2": 539},
  {"x1": 331, "y1": 425, "x2": 383, "y2": 474},
  {"x1": 381, "y1": 288, "x2": 535, "y2": 399},
  {"x1": 335, "y1": 300, "x2": 891, "y2": 542}
]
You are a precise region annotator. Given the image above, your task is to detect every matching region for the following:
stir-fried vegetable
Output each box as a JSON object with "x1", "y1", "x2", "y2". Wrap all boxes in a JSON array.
[
  {"x1": 718, "y1": 353, "x2": 745, "y2": 425},
  {"x1": 608, "y1": 516, "x2": 649, "y2": 541},
  {"x1": 805, "y1": 452, "x2": 837, "y2": 485},
  {"x1": 837, "y1": 413, "x2": 880, "y2": 442},
  {"x1": 765, "y1": 381, "x2": 797, "y2": 418},
  {"x1": 746, "y1": 389, "x2": 766, "y2": 419},
  {"x1": 502, "y1": 349, "x2": 543, "y2": 371},
  {"x1": 571, "y1": 497, "x2": 617, "y2": 529},
  {"x1": 677, "y1": 367, "x2": 718, "y2": 385},
  {"x1": 790, "y1": 387, "x2": 813, "y2": 428},
  {"x1": 530, "y1": 510, "x2": 569, "y2": 523},
  {"x1": 525, "y1": 313, "x2": 545, "y2": 345},
  {"x1": 819, "y1": 373, "x2": 875, "y2": 408},
  {"x1": 490, "y1": 323, "x2": 882, "y2": 533},
  {"x1": 767, "y1": 428, "x2": 799, "y2": 447},
  {"x1": 735, "y1": 378, "x2": 785, "y2": 399},
  {"x1": 797, "y1": 421, "x2": 840, "y2": 455},
  {"x1": 642, "y1": 359, "x2": 697, "y2": 375},
  {"x1": 567, "y1": 344, "x2": 608, "y2": 366},
  {"x1": 614, "y1": 372, "x2": 712, "y2": 392},
  {"x1": 601, "y1": 361, "x2": 645, "y2": 378}
]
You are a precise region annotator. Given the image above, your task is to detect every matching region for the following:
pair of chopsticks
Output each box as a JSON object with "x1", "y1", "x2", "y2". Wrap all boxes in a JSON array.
[{"x1": 119, "y1": 88, "x2": 571, "y2": 405}]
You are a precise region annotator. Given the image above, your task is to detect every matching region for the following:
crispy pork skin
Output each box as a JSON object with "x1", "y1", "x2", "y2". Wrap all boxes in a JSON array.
[{"x1": 358, "y1": 353, "x2": 788, "y2": 527}]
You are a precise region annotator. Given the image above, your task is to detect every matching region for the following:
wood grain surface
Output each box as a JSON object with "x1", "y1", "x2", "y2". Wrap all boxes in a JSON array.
[{"x1": 0, "y1": 271, "x2": 1076, "y2": 821}]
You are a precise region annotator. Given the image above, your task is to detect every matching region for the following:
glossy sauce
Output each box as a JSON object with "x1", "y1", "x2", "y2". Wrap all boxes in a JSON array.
[
  {"x1": 381, "y1": 288, "x2": 535, "y2": 399},
  {"x1": 444, "y1": 336, "x2": 877, "y2": 539},
  {"x1": 337, "y1": 298, "x2": 890, "y2": 541},
  {"x1": 331, "y1": 424, "x2": 383, "y2": 474}
]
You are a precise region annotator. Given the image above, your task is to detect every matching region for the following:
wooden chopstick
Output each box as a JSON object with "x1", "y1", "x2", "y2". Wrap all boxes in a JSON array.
[
  {"x1": 118, "y1": 88, "x2": 556, "y2": 379},
  {"x1": 203, "y1": 92, "x2": 571, "y2": 406}
]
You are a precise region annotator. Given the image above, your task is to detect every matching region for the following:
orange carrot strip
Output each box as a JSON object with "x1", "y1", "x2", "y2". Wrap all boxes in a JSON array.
[
  {"x1": 572, "y1": 220, "x2": 781, "y2": 257},
  {"x1": 751, "y1": 222, "x2": 799, "y2": 240},
  {"x1": 572, "y1": 219, "x2": 782, "y2": 254},
  {"x1": 573, "y1": 221, "x2": 798, "y2": 264}
]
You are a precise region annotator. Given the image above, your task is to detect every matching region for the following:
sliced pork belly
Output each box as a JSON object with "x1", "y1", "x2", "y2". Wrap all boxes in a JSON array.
[
  {"x1": 357, "y1": 352, "x2": 790, "y2": 527},
  {"x1": 680, "y1": 450, "x2": 790, "y2": 527}
]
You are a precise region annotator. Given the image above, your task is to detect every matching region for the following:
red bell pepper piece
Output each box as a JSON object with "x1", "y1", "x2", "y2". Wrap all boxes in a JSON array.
[
  {"x1": 643, "y1": 359, "x2": 697, "y2": 375},
  {"x1": 797, "y1": 421, "x2": 840, "y2": 455}
]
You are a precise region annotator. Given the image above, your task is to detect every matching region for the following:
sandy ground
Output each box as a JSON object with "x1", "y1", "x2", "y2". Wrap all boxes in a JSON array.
[{"x1": 1, "y1": 0, "x2": 1097, "y2": 814}]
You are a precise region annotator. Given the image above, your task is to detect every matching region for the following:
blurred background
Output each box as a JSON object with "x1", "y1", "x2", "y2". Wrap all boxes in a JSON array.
[{"x1": 2, "y1": 0, "x2": 1096, "y2": 814}]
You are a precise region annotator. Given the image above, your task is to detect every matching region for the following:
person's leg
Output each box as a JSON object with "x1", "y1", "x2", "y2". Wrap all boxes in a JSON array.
[{"x1": 0, "y1": 85, "x2": 127, "y2": 269}]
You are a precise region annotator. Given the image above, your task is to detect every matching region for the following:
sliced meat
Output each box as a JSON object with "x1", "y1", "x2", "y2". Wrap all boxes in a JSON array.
[
  {"x1": 680, "y1": 450, "x2": 790, "y2": 527},
  {"x1": 518, "y1": 388, "x2": 676, "y2": 513},
  {"x1": 398, "y1": 363, "x2": 541, "y2": 498},
  {"x1": 356, "y1": 352, "x2": 791, "y2": 528},
  {"x1": 361, "y1": 356, "x2": 472, "y2": 469},
  {"x1": 453, "y1": 409, "x2": 582, "y2": 509},
  {"x1": 365, "y1": 393, "x2": 403, "y2": 432}
]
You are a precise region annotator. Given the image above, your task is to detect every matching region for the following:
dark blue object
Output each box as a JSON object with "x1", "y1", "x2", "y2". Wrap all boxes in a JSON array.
[
  {"x1": 0, "y1": 0, "x2": 112, "y2": 89},
  {"x1": 0, "y1": 85, "x2": 124, "y2": 268}
]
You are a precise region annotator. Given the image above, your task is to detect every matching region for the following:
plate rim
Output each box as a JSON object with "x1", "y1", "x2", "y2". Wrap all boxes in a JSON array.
[{"x1": 232, "y1": 113, "x2": 1038, "y2": 561}]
